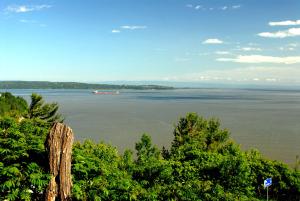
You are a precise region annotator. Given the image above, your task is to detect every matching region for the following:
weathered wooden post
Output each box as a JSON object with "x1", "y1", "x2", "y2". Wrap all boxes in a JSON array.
[{"x1": 45, "y1": 123, "x2": 74, "y2": 201}]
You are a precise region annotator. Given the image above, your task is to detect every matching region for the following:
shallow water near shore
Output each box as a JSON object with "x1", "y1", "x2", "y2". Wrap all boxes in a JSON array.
[{"x1": 5, "y1": 88, "x2": 300, "y2": 166}]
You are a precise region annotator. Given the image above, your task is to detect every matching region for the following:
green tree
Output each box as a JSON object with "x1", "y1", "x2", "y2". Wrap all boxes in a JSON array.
[
  {"x1": 246, "y1": 149, "x2": 300, "y2": 200},
  {"x1": 132, "y1": 134, "x2": 173, "y2": 200},
  {"x1": 171, "y1": 113, "x2": 229, "y2": 153},
  {"x1": 168, "y1": 113, "x2": 254, "y2": 200},
  {"x1": 72, "y1": 140, "x2": 141, "y2": 201},
  {"x1": 1, "y1": 93, "x2": 300, "y2": 201},
  {"x1": 0, "y1": 92, "x2": 28, "y2": 117},
  {"x1": 28, "y1": 93, "x2": 63, "y2": 124},
  {"x1": 0, "y1": 116, "x2": 50, "y2": 200}
]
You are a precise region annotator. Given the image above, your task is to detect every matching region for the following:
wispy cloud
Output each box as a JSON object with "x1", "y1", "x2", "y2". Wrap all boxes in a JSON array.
[
  {"x1": 195, "y1": 5, "x2": 202, "y2": 10},
  {"x1": 121, "y1": 25, "x2": 147, "y2": 30},
  {"x1": 269, "y1": 19, "x2": 300, "y2": 26},
  {"x1": 288, "y1": 43, "x2": 298, "y2": 47},
  {"x1": 162, "y1": 66, "x2": 300, "y2": 83},
  {"x1": 278, "y1": 43, "x2": 298, "y2": 51},
  {"x1": 19, "y1": 19, "x2": 37, "y2": 23},
  {"x1": 258, "y1": 27, "x2": 300, "y2": 38},
  {"x1": 247, "y1": 42, "x2": 260, "y2": 46},
  {"x1": 232, "y1": 5, "x2": 241, "y2": 9},
  {"x1": 111, "y1": 25, "x2": 147, "y2": 34},
  {"x1": 186, "y1": 4, "x2": 203, "y2": 10},
  {"x1": 215, "y1": 51, "x2": 231, "y2": 55},
  {"x1": 199, "y1": 52, "x2": 210, "y2": 56},
  {"x1": 186, "y1": 4, "x2": 241, "y2": 11},
  {"x1": 203, "y1": 38, "x2": 223, "y2": 44},
  {"x1": 5, "y1": 4, "x2": 52, "y2": 13},
  {"x1": 279, "y1": 47, "x2": 295, "y2": 51},
  {"x1": 217, "y1": 55, "x2": 300, "y2": 64},
  {"x1": 111, "y1": 29, "x2": 121, "y2": 33},
  {"x1": 240, "y1": 47, "x2": 262, "y2": 51},
  {"x1": 19, "y1": 19, "x2": 47, "y2": 27},
  {"x1": 221, "y1": 6, "x2": 228, "y2": 10}
]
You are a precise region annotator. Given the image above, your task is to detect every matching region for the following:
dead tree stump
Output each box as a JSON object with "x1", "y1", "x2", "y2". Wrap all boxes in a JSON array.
[{"x1": 45, "y1": 123, "x2": 74, "y2": 201}]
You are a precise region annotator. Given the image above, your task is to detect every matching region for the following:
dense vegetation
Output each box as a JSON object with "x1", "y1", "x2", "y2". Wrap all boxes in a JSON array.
[
  {"x1": 0, "y1": 92, "x2": 28, "y2": 116},
  {"x1": 0, "y1": 93, "x2": 299, "y2": 200},
  {"x1": 0, "y1": 81, "x2": 174, "y2": 90}
]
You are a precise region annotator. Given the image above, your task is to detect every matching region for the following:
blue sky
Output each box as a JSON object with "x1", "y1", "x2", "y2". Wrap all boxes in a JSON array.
[{"x1": 0, "y1": 0, "x2": 300, "y2": 84}]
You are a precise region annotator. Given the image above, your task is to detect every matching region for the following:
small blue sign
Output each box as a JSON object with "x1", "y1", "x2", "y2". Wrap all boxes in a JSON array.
[{"x1": 264, "y1": 178, "x2": 272, "y2": 188}]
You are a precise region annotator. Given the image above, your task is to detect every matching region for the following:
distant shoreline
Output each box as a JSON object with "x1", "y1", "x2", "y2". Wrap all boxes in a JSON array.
[
  {"x1": 0, "y1": 81, "x2": 174, "y2": 90},
  {"x1": 2, "y1": 81, "x2": 300, "y2": 92}
]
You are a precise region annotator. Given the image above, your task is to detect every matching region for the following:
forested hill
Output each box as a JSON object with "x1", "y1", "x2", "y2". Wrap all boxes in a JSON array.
[{"x1": 0, "y1": 81, "x2": 174, "y2": 90}]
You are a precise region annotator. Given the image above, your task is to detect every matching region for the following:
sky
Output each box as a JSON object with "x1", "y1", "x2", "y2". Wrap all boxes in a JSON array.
[{"x1": 0, "y1": 0, "x2": 300, "y2": 85}]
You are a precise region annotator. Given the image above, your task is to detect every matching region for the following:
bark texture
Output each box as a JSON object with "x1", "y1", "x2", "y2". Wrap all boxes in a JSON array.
[{"x1": 45, "y1": 123, "x2": 74, "y2": 201}]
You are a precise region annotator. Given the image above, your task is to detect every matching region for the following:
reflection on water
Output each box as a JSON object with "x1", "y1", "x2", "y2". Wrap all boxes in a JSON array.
[{"x1": 5, "y1": 88, "x2": 300, "y2": 165}]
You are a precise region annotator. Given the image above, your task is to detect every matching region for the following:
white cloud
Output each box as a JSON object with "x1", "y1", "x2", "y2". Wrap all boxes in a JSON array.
[
  {"x1": 232, "y1": 5, "x2": 241, "y2": 9},
  {"x1": 288, "y1": 43, "x2": 298, "y2": 47},
  {"x1": 19, "y1": 19, "x2": 46, "y2": 27},
  {"x1": 112, "y1": 29, "x2": 121, "y2": 33},
  {"x1": 199, "y1": 53, "x2": 210, "y2": 56},
  {"x1": 217, "y1": 55, "x2": 300, "y2": 64},
  {"x1": 258, "y1": 28, "x2": 300, "y2": 38},
  {"x1": 278, "y1": 43, "x2": 298, "y2": 51},
  {"x1": 121, "y1": 25, "x2": 147, "y2": 30},
  {"x1": 279, "y1": 47, "x2": 294, "y2": 51},
  {"x1": 111, "y1": 25, "x2": 147, "y2": 33},
  {"x1": 269, "y1": 20, "x2": 300, "y2": 26},
  {"x1": 215, "y1": 51, "x2": 230, "y2": 55},
  {"x1": 241, "y1": 47, "x2": 262, "y2": 51},
  {"x1": 247, "y1": 42, "x2": 259, "y2": 46},
  {"x1": 203, "y1": 38, "x2": 223, "y2": 44},
  {"x1": 5, "y1": 4, "x2": 52, "y2": 13},
  {"x1": 195, "y1": 5, "x2": 202, "y2": 10},
  {"x1": 162, "y1": 66, "x2": 300, "y2": 83},
  {"x1": 19, "y1": 19, "x2": 37, "y2": 23},
  {"x1": 186, "y1": 4, "x2": 241, "y2": 11}
]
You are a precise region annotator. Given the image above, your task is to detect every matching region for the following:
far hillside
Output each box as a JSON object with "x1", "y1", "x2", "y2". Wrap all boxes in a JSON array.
[{"x1": 0, "y1": 81, "x2": 174, "y2": 90}]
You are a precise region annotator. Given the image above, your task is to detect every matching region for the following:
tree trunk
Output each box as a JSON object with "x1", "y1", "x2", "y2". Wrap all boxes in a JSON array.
[{"x1": 45, "y1": 123, "x2": 74, "y2": 201}]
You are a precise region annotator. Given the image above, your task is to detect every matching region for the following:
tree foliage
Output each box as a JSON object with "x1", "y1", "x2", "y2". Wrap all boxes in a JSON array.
[
  {"x1": 0, "y1": 93, "x2": 299, "y2": 200},
  {"x1": 70, "y1": 113, "x2": 300, "y2": 200},
  {"x1": 71, "y1": 140, "x2": 141, "y2": 201},
  {"x1": 0, "y1": 117, "x2": 50, "y2": 200},
  {"x1": 0, "y1": 92, "x2": 28, "y2": 117},
  {"x1": 28, "y1": 93, "x2": 64, "y2": 124}
]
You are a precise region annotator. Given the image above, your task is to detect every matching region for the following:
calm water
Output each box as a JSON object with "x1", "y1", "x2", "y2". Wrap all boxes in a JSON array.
[{"x1": 5, "y1": 88, "x2": 300, "y2": 165}]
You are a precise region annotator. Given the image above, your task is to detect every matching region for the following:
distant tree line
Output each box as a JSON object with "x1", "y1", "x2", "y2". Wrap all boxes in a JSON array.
[
  {"x1": 0, "y1": 93, "x2": 299, "y2": 200},
  {"x1": 0, "y1": 81, "x2": 174, "y2": 90},
  {"x1": 0, "y1": 92, "x2": 28, "y2": 116}
]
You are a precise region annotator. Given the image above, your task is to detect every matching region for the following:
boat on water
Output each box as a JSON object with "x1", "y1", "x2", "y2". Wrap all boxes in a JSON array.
[{"x1": 92, "y1": 90, "x2": 120, "y2": 95}]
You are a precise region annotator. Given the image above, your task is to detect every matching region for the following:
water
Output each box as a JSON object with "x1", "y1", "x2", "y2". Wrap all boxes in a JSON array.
[{"x1": 4, "y1": 88, "x2": 300, "y2": 165}]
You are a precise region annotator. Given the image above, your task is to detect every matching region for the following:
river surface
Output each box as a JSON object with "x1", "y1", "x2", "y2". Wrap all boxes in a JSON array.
[{"x1": 5, "y1": 88, "x2": 300, "y2": 165}]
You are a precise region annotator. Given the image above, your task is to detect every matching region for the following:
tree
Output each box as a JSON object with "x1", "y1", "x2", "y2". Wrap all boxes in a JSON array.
[
  {"x1": 28, "y1": 93, "x2": 63, "y2": 124},
  {"x1": 246, "y1": 149, "x2": 300, "y2": 200},
  {"x1": 0, "y1": 92, "x2": 28, "y2": 117},
  {"x1": 71, "y1": 140, "x2": 141, "y2": 200},
  {"x1": 168, "y1": 113, "x2": 254, "y2": 200},
  {"x1": 1, "y1": 94, "x2": 300, "y2": 201},
  {"x1": 0, "y1": 116, "x2": 50, "y2": 200},
  {"x1": 171, "y1": 113, "x2": 229, "y2": 153}
]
